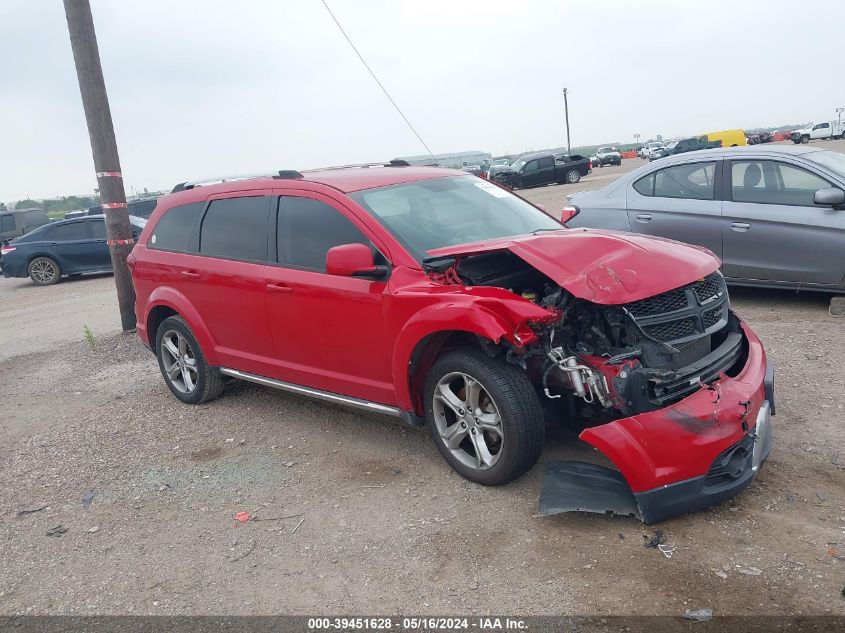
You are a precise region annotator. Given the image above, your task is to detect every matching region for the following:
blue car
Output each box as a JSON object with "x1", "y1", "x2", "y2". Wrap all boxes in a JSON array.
[{"x1": 1, "y1": 215, "x2": 146, "y2": 285}]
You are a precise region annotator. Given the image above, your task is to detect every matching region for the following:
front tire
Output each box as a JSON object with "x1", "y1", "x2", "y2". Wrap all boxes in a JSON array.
[
  {"x1": 28, "y1": 257, "x2": 61, "y2": 285},
  {"x1": 565, "y1": 169, "x2": 581, "y2": 184},
  {"x1": 155, "y1": 316, "x2": 224, "y2": 404},
  {"x1": 424, "y1": 348, "x2": 544, "y2": 485},
  {"x1": 801, "y1": 135, "x2": 810, "y2": 144}
]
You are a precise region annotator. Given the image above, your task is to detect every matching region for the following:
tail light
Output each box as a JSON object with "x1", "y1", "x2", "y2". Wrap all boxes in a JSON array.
[
  {"x1": 560, "y1": 205, "x2": 580, "y2": 224},
  {"x1": 0, "y1": 245, "x2": 16, "y2": 256}
]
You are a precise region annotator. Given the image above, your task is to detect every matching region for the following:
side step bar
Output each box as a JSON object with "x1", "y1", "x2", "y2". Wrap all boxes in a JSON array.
[{"x1": 218, "y1": 367, "x2": 423, "y2": 427}]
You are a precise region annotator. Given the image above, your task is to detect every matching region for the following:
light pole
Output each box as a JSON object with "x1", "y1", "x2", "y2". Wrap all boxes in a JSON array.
[
  {"x1": 634, "y1": 133, "x2": 640, "y2": 152},
  {"x1": 562, "y1": 87, "x2": 571, "y2": 154},
  {"x1": 837, "y1": 107, "x2": 844, "y2": 132}
]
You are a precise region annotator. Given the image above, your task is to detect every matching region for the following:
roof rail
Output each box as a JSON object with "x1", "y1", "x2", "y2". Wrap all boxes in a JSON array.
[
  {"x1": 302, "y1": 159, "x2": 411, "y2": 172},
  {"x1": 170, "y1": 161, "x2": 411, "y2": 193},
  {"x1": 170, "y1": 172, "x2": 276, "y2": 193}
]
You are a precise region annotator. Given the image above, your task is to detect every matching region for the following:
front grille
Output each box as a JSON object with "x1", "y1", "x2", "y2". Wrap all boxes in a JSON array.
[
  {"x1": 627, "y1": 288, "x2": 688, "y2": 317},
  {"x1": 644, "y1": 318, "x2": 696, "y2": 342},
  {"x1": 692, "y1": 274, "x2": 722, "y2": 304},
  {"x1": 702, "y1": 304, "x2": 726, "y2": 329}
]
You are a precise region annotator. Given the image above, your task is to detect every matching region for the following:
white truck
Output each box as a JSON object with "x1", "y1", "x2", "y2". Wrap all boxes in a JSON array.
[{"x1": 791, "y1": 121, "x2": 844, "y2": 144}]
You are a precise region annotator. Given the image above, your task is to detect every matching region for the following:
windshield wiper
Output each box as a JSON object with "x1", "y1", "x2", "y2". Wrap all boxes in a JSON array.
[{"x1": 531, "y1": 227, "x2": 565, "y2": 235}]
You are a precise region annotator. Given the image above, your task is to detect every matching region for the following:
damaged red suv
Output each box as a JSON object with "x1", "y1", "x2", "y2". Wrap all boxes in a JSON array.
[{"x1": 128, "y1": 163, "x2": 774, "y2": 523}]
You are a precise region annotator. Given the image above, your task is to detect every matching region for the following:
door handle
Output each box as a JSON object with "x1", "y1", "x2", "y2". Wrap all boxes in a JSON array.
[
  {"x1": 266, "y1": 283, "x2": 293, "y2": 294},
  {"x1": 731, "y1": 222, "x2": 751, "y2": 232},
  {"x1": 635, "y1": 213, "x2": 652, "y2": 222},
  {"x1": 180, "y1": 269, "x2": 200, "y2": 279}
]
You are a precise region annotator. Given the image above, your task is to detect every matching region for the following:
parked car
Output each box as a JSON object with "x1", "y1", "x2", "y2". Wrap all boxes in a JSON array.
[
  {"x1": 567, "y1": 145, "x2": 845, "y2": 293},
  {"x1": 791, "y1": 121, "x2": 845, "y2": 144},
  {"x1": 746, "y1": 134, "x2": 760, "y2": 145},
  {"x1": 489, "y1": 152, "x2": 590, "y2": 189},
  {"x1": 1, "y1": 208, "x2": 50, "y2": 243},
  {"x1": 701, "y1": 129, "x2": 746, "y2": 148},
  {"x1": 594, "y1": 146, "x2": 622, "y2": 167},
  {"x1": 639, "y1": 142, "x2": 664, "y2": 159},
  {"x1": 127, "y1": 163, "x2": 773, "y2": 523},
  {"x1": 649, "y1": 136, "x2": 721, "y2": 160},
  {"x1": 758, "y1": 131, "x2": 773, "y2": 143},
  {"x1": 87, "y1": 197, "x2": 159, "y2": 219},
  {"x1": 1, "y1": 215, "x2": 146, "y2": 285}
]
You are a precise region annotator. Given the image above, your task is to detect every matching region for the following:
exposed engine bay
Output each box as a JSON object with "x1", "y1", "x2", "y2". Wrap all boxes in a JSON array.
[{"x1": 427, "y1": 250, "x2": 747, "y2": 421}]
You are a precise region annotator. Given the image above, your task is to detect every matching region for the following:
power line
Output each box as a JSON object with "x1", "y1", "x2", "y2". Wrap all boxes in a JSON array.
[{"x1": 320, "y1": 0, "x2": 439, "y2": 165}]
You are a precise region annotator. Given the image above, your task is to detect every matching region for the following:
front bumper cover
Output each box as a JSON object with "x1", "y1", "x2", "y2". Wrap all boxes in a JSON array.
[{"x1": 539, "y1": 320, "x2": 774, "y2": 523}]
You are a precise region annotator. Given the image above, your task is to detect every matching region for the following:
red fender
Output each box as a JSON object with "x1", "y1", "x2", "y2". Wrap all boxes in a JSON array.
[{"x1": 141, "y1": 286, "x2": 219, "y2": 364}]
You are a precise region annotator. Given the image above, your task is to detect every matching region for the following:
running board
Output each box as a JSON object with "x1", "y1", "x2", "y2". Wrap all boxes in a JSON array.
[{"x1": 218, "y1": 367, "x2": 423, "y2": 427}]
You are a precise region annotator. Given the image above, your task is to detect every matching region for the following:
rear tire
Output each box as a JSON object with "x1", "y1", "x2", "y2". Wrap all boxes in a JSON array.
[
  {"x1": 28, "y1": 257, "x2": 61, "y2": 286},
  {"x1": 424, "y1": 348, "x2": 544, "y2": 486},
  {"x1": 155, "y1": 316, "x2": 224, "y2": 404},
  {"x1": 565, "y1": 169, "x2": 581, "y2": 184}
]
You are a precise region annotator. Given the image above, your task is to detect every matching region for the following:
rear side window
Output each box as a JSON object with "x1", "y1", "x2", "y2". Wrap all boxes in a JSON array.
[
  {"x1": 0, "y1": 214, "x2": 14, "y2": 232},
  {"x1": 90, "y1": 219, "x2": 107, "y2": 239},
  {"x1": 278, "y1": 197, "x2": 369, "y2": 271},
  {"x1": 199, "y1": 196, "x2": 270, "y2": 261},
  {"x1": 47, "y1": 222, "x2": 89, "y2": 241},
  {"x1": 23, "y1": 210, "x2": 48, "y2": 228},
  {"x1": 150, "y1": 202, "x2": 204, "y2": 252},
  {"x1": 538, "y1": 156, "x2": 554, "y2": 169},
  {"x1": 653, "y1": 162, "x2": 716, "y2": 199}
]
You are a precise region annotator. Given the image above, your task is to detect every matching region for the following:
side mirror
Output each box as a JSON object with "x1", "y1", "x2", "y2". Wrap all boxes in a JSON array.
[
  {"x1": 813, "y1": 187, "x2": 845, "y2": 207},
  {"x1": 326, "y1": 243, "x2": 388, "y2": 279}
]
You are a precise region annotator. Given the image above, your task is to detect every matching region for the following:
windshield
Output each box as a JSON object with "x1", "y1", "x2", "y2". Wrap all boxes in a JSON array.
[
  {"x1": 647, "y1": 142, "x2": 662, "y2": 149},
  {"x1": 807, "y1": 150, "x2": 845, "y2": 179},
  {"x1": 349, "y1": 176, "x2": 563, "y2": 261},
  {"x1": 598, "y1": 147, "x2": 613, "y2": 153},
  {"x1": 665, "y1": 141, "x2": 679, "y2": 150}
]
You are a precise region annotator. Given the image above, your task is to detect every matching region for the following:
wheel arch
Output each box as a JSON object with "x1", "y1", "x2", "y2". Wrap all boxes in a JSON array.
[
  {"x1": 143, "y1": 287, "x2": 218, "y2": 363},
  {"x1": 392, "y1": 304, "x2": 522, "y2": 414}
]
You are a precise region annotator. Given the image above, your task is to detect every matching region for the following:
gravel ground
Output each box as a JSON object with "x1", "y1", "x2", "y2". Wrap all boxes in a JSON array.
[{"x1": 1, "y1": 143, "x2": 844, "y2": 616}]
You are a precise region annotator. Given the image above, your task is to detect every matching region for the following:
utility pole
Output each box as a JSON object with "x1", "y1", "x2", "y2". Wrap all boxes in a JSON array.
[
  {"x1": 837, "y1": 107, "x2": 844, "y2": 130},
  {"x1": 634, "y1": 133, "x2": 640, "y2": 151},
  {"x1": 562, "y1": 87, "x2": 571, "y2": 154},
  {"x1": 63, "y1": 0, "x2": 136, "y2": 331}
]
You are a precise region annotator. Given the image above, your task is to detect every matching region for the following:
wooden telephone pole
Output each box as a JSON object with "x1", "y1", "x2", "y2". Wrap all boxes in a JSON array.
[{"x1": 63, "y1": 0, "x2": 136, "y2": 331}]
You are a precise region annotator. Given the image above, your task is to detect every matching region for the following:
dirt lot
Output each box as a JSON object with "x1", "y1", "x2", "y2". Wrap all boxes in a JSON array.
[{"x1": 1, "y1": 143, "x2": 844, "y2": 616}]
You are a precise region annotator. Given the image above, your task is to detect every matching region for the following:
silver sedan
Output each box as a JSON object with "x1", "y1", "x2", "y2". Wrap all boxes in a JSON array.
[{"x1": 567, "y1": 145, "x2": 845, "y2": 293}]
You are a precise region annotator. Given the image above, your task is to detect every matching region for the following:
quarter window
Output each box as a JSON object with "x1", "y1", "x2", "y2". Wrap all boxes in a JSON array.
[
  {"x1": 731, "y1": 160, "x2": 831, "y2": 206},
  {"x1": 199, "y1": 197, "x2": 270, "y2": 261},
  {"x1": 47, "y1": 222, "x2": 89, "y2": 241},
  {"x1": 150, "y1": 202, "x2": 204, "y2": 252},
  {"x1": 278, "y1": 197, "x2": 369, "y2": 271}
]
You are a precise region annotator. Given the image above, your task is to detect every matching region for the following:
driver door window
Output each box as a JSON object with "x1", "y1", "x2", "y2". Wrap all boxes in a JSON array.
[
  {"x1": 731, "y1": 160, "x2": 831, "y2": 206},
  {"x1": 277, "y1": 196, "x2": 371, "y2": 272}
]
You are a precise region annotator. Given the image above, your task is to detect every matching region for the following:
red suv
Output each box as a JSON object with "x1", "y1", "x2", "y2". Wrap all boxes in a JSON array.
[{"x1": 128, "y1": 163, "x2": 774, "y2": 523}]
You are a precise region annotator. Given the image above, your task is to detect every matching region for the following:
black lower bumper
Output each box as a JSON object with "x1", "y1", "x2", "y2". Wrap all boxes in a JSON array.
[{"x1": 539, "y1": 408, "x2": 772, "y2": 524}]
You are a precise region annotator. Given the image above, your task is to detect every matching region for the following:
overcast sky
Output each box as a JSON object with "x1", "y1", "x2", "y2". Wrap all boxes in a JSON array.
[{"x1": 1, "y1": 0, "x2": 843, "y2": 201}]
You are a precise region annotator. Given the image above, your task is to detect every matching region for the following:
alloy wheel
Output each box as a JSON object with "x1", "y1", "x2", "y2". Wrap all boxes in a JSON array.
[
  {"x1": 432, "y1": 372, "x2": 504, "y2": 470},
  {"x1": 160, "y1": 329, "x2": 199, "y2": 394},
  {"x1": 30, "y1": 259, "x2": 57, "y2": 284}
]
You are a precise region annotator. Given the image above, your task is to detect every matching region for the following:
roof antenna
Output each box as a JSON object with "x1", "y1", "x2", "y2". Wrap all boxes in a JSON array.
[{"x1": 320, "y1": 0, "x2": 439, "y2": 166}]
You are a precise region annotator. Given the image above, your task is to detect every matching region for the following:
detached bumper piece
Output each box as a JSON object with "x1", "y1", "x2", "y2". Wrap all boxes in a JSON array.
[{"x1": 540, "y1": 402, "x2": 772, "y2": 524}]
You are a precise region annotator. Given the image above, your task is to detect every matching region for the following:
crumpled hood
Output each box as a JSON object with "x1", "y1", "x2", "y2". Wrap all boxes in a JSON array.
[{"x1": 425, "y1": 228, "x2": 720, "y2": 304}]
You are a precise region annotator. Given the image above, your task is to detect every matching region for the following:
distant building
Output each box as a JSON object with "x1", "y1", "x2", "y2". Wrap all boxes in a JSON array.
[{"x1": 394, "y1": 151, "x2": 492, "y2": 169}]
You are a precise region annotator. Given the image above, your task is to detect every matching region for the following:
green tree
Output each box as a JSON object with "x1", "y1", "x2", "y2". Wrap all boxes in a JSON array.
[{"x1": 15, "y1": 199, "x2": 40, "y2": 209}]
